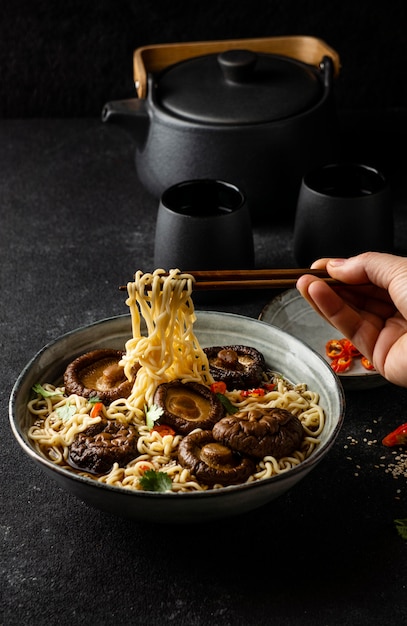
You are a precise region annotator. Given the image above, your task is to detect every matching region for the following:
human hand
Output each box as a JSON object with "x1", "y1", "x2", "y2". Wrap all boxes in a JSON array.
[{"x1": 296, "y1": 252, "x2": 407, "y2": 387}]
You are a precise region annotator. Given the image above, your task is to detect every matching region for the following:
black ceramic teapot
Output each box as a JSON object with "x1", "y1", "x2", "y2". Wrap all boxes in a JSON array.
[{"x1": 102, "y1": 36, "x2": 341, "y2": 219}]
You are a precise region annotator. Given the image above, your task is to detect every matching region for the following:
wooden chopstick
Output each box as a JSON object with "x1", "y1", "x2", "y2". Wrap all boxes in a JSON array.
[
  {"x1": 188, "y1": 268, "x2": 337, "y2": 290},
  {"x1": 119, "y1": 269, "x2": 338, "y2": 291}
]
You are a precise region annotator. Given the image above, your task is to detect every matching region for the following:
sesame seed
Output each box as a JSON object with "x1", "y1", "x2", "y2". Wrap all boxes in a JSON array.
[
  {"x1": 342, "y1": 424, "x2": 407, "y2": 490},
  {"x1": 384, "y1": 452, "x2": 407, "y2": 479}
]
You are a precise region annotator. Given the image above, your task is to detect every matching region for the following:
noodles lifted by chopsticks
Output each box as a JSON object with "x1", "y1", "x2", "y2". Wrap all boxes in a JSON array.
[{"x1": 121, "y1": 269, "x2": 213, "y2": 409}]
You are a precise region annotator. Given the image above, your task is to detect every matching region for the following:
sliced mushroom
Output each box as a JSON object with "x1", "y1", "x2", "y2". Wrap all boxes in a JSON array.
[
  {"x1": 68, "y1": 419, "x2": 139, "y2": 474},
  {"x1": 64, "y1": 349, "x2": 138, "y2": 403},
  {"x1": 212, "y1": 407, "x2": 304, "y2": 459},
  {"x1": 153, "y1": 380, "x2": 225, "y2": 435},
  {"x1": 178, "y1": 430, "x2": 255, "y2": 486},
  {"x1": 203, "y1": 345, "x2": 266, "y2": 390}
]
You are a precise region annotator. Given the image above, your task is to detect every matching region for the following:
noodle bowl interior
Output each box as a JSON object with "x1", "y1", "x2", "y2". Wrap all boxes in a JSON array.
[{"x1": 27, "y1": 270, "x2": 326, "y2": 493}]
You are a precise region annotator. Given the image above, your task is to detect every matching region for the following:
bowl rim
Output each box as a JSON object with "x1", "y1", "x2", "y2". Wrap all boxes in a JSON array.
[{"x1": 9, "y1": 311, "x2": 346, "y2": 501}]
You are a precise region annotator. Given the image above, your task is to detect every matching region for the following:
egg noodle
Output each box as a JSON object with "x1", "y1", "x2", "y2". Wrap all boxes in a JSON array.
[
  {"x1": 27, "y1": 269, "x2": 325, "y2": 492},
  {"x1": 121, "y1": 269, "x2": 213, "y2": 409}
]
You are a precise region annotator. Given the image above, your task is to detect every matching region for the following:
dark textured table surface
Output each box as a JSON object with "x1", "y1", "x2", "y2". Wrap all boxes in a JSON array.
[{"x1": 2, "y1": 118, "x2": 407, "y2": 626}]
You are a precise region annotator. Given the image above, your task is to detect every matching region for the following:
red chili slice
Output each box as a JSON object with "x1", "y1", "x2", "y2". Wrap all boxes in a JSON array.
[
  {"x1": 330, "y1": 355, "x2": 353, "y2": 373},
  {"x1": 152, "y1": 424, "x2": 176, "y2": 437},
  {"x1": 240, "y1": 388, "x2": 266, "y2": 398},
  {"x1": 382, "y1": 423, "x2": 407, "y2": 447},
  {"x1": 90, "y1": 401, "x2": 104, "y2": 418},
  {"x1": 210, "y1": 381, "x2": 227, "y2": 395},
  {"x1": 340, "y1": 338, "x2": 361, "y2": 357},
  {"x1": 263, "y1": 383, "x2": 276, "y2": 391},
  {"x1": 326, "y1": 339, "x2": 346, "y2": 359},
  {"x1": 361, "y1": 356, "x2": 375, "y2": 371}
]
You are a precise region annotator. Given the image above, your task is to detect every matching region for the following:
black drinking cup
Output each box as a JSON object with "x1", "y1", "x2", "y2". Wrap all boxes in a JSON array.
[
  {"x1": 293, "y1": 163, "x2": 393, "y2": 266},
  {"x1": 154, "y1": 179, "x2": 254, "y2": 271}
]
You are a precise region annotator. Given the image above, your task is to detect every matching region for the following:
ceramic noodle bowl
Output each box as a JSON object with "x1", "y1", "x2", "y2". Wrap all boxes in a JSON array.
[{"x1": 9, "y1": 312, "x2": 345, "y2": 523}]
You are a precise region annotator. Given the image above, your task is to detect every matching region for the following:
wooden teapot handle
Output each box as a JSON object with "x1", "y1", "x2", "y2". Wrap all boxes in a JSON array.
[{"x1": 133, "y1": 36, "x2": 341, "y2": 99}]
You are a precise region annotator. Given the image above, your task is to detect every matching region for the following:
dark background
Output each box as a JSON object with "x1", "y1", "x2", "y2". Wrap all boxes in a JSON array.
[
  {"x1": 1, "y1": 0, "x2": 406, "y2": 118},
  {"x1": 2, "y1": 4, "x2": 407, "y2": 625}
]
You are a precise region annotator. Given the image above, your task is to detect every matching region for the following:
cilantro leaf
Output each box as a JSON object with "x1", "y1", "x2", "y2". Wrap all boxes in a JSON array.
[
  {"x1": 139, "y1": 469, "x2": 172, "y2": 492},
  {"x1": 32, "y1": 383, "x2": 61, "y2": 398},
  {"x1": 216, "y1": 392, "x2": 239, "y2": 414},
  {"x1": 394, "y1": 518, "x2": 407, "y2": 540},
  {"x1": 145, "y1": 403, "x2": 164, "y2": 429},
  {"x1": 56, "y1": 404, "x2": 77, "y2": 421}
]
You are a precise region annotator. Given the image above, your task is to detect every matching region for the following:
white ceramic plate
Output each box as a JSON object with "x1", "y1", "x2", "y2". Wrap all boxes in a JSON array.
[{"x1": 259, "y1": 290, "x2": 386, "y2": 390}]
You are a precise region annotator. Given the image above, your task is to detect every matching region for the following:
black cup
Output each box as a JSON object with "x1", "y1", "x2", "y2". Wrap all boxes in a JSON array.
[
  {"x1": 293, "y1": 163, "x2": 393, "y2": 266},
  {"x1": 154, "y1": 179, "x2": 254, "y2": 271}
]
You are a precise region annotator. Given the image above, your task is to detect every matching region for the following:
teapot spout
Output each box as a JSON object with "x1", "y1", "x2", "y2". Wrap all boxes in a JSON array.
[{"x1": 101, "y1": 98, "x2": 149, "y2": 147}]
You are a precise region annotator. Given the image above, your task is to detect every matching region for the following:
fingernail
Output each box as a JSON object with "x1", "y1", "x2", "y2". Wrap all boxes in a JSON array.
[{"x1": 328, "y1": 258, "x2": 347, "y2": 267}]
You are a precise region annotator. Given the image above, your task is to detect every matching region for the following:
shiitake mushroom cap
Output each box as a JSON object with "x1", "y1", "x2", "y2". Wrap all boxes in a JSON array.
[
  {"x1": 64, "y1": 349, "x2": 137, "y2": 403},
  {"x1": 204, "y1": 345, "x2": 266, "y2": 390},
  {"x1": 153, "y1": 380, "x2": 225, "y2": 435},
  {"x1": 178, "y1": 430, "x2": 255, "y2": 486},
  {"x1": 68, "y1": 419, "x2": 139, "y2": 475},
  {"x1": 212, "y1": 407, "x2": 304, "y2": 459}
]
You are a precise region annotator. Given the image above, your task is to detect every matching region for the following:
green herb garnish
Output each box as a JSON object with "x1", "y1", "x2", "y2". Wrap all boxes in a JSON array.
[
  {"x1": 394, "y1": 518, "x2": 407, "y2": 540},
  {"x1": 56, "y1": 404, "x2": 77, "y2": 421},
  {"x1": 145, "y1": 404, "x2": 164, "y2": 429},
  {"x1": 216, "y1": 393, "x2": 239, "y2": 414},
  {"x1": 139, "y1": 469, "x2": 172, "y2": 492},
  {"x1": 32, "y1": 383, "x2": 60, "y2": 398}
]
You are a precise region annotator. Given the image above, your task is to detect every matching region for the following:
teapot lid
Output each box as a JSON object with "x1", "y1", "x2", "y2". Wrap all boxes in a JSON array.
[{"x1": 155, "y1": 49, "x2": 324, "y2": 124}]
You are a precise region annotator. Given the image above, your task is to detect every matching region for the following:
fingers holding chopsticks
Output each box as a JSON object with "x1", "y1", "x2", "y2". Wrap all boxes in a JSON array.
[
  {"x1": 296, "y1": 252, "x2": 405, "y2": 372},
  {"x1": 298, "y1": 253, "x2": 398, "y2": 313}
]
